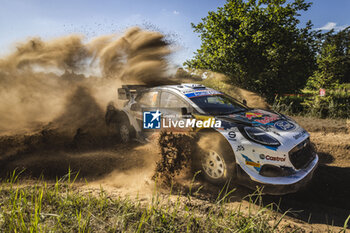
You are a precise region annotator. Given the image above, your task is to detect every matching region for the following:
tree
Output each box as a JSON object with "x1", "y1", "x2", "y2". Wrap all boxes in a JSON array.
[
  {"x1": 306, "y1": 26, "x2": 350, "y2": 90},
  {"x1": 185, "y1": 0, "x2": 319, "y2": 101},
  {"x1": 302, "y1": 27, "x2": 350, "y2": 118}
]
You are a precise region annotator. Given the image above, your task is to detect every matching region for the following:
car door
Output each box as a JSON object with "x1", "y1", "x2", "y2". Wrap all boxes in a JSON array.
[{"x1": 159, "y1": 91, "x2": 191, "y2": 130}]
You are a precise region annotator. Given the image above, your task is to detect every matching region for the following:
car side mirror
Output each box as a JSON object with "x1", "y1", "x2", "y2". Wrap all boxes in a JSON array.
[
  {"x1": 243, "y1": 99, "x2": 247, "y2": 105},
  {"x1": 181, "y1": 107, "x2": 192, "y2": 118},
  {"x1": 181, "y1": 107, "x2": 188, "y2": 116}
]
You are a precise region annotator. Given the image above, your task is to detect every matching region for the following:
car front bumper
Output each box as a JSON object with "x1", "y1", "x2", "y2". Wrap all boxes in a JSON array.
[{"x1": 237, "y1": 154, "x2": 319, "y2": 195}]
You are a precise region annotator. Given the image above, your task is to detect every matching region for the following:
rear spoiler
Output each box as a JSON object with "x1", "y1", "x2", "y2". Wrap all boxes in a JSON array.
[{"x1": 118, "y1": 85, "x2": 148, "y2": 100}]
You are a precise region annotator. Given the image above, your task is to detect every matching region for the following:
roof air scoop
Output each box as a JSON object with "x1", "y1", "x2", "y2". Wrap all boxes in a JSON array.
[{"x1": 182, "y1": 83, "x2": 206, "y2": 89}]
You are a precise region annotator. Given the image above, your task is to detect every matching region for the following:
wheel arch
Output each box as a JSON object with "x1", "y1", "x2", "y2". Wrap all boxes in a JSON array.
[
  {"x1": 118, "y1": 109, "x2": 131, "y2": 124},
  {"x1": 105, "y1": 105, "x2": 131, "y2": 125},
  {"x1": 195, "y1": 128, "x2": 238, "y2": 183},
  {"x1": 197, "y1": 128, "x2": 236, "y2": 156}
]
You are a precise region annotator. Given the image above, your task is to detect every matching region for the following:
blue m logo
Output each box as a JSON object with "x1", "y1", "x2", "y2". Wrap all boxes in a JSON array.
[{"x1": 143, "y1": 110, "x2": 161, "y2": 129}]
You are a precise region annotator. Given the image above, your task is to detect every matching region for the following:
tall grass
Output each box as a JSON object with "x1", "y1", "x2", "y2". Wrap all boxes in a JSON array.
[{"x1": 0, "y1": 170, "x2": 348, "y2": 232}]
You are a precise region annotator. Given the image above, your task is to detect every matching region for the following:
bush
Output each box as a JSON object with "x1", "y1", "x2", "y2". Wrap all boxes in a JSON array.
[
  {"x1": 273, "y1": 90, "x2": 350, "y2": 118},
  {"x1": 272, "y1": 95, "x2": 305, "y2": 115}
]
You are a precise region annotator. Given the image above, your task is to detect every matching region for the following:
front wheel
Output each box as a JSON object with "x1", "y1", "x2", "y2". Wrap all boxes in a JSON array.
[
  {"x1": 202, "y1": 149, "x2": 227, "y2": 181},
  {"x1": 194, "y1": 132, "x2": 237, "y2": 184}
]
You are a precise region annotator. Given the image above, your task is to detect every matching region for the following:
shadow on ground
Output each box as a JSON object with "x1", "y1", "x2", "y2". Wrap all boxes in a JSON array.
[
  {"x1": 174, "y1": 151, "x2": 349, "y2": 228},
  {"x1": 262, "y1": 165, "x2": 350, "y2": 228},
  {"x1": 0, "y1": 143, "x2": 144, "y2": 180}
]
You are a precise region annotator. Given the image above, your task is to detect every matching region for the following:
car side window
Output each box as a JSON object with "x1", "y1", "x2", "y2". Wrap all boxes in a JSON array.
[
  {"x1": 160, "y1": 91, "x2": 188, "y2": 108},
  {"x1": 136, "y1": 91, "x2": 158, "y2": 107}
]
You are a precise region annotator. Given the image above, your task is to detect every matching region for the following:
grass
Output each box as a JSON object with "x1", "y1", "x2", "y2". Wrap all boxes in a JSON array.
[{"x1": 0, "y1": 170, "x2": 348, "y2": 232}]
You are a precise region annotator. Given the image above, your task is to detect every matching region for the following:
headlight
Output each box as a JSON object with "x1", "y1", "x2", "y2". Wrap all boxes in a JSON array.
[{"x1": 244, "y1": 127, "x2": 280, "y2": 146}]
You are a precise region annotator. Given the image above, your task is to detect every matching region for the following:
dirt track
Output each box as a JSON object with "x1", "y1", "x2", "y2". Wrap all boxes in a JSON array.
[
  {"x1": 277, "y1": 117, "x2": 350, "y2": 228},
  {"x1": 2, "y1": 28, "x2": 348, "y2": 231},
  {"x1": 0, "y1": 116, "x2": 349, "y2": 231}
]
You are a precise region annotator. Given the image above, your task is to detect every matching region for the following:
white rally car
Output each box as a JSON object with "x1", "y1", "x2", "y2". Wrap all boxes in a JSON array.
[{"x1": 106, "y1": 84, "x2": 318, "y2": 194}]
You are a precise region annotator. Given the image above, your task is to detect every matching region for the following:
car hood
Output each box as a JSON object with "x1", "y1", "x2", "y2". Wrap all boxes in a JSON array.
[
  {"x1": 217, "y1": 109, "x2": 283, "y2": 128},
  {"x1": 216, "y1": 109, "x2": 309, "y2": 144},
  {"x1": 217, "y1": 108, "x2": 306, "y2": 133}
]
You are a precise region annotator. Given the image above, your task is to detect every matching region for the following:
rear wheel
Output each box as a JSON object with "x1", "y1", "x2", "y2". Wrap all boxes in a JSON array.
[
  {"x1": 194, "y1": 132, "x2": 237, "y2": 184},
  {"x1": 118, "y1": 116, "x2": 135, "y2": 143},
  {"x1": 105, "y1": 103, "x2": 135, "y2": 143}
]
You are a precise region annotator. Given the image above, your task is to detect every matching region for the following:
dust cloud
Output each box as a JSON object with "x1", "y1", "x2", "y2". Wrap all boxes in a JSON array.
[
  {"x1": 0, "y1": 27, "x2": 173, "y2": 134},
  {"x1": 0, "y1": 27, "x2": 176, "y2": 188},
  {"x1": 92, "y1": 143, "x2": 161, "y2": 196},
  {"x1": 0, "y1": 26, "x2": 259, "y2": 194}
]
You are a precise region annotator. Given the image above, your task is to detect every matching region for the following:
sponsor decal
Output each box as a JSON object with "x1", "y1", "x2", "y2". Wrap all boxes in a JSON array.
[
  {"x1": 273, "y1": 131, "x2": 281, "y2": 136},
  {"x1": 274, "y1": 120, "x2": 296, "y2": 131},
  {"x1": 244, "y1": 111, "x2": 279, "y2": 125},
  {"x1": 185, "y1": 90, "x2": 222, "y2": 98},
  {"x1": 255, "y1": 116, "x2": 279, "y2": 125},
  {"x1": 236, "y1": 145, "x2": 245, "y2": 152},
  {"x1": 263, "y1": 145, "x2": 278, "y2": 151},
  {"x1": 181, "y1": 90, "x2": 195, "y2": 94},
  {"x1": 221, "y1": 121, "x2": 236, "y2": 130},
  {"x1": 245, "y1": 112, "x2": 263, "y2": 119},
  {"x1": 259, "y1": 154, "x2": 286, "y2": 162},
  {"x1": 241, "y1": 154, "x2": 261, "y2": 171},
  {"x1": 246, "y1": 161, "x2": 261, "y2": 168},
  {"x1": 143, "y1": 110, "x2": 222, "y2": 129},
  {"x1": 293, "y1": 130, "x2": 307, "y2": 140},
  {"x1": 228, "y1": 131, "x2": 236, "y2": 139}
]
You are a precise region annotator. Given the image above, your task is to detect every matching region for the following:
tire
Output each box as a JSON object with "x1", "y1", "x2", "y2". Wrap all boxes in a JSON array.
[
  {"x1": 194, "y1": 131, "x2": 236, "y2": 184},
  {"x1": 105, "y1": 102, "x2": 135, "y2": 143},
  {"x1": 118, "y1": 115, "x2": 135, "y2": 143}
]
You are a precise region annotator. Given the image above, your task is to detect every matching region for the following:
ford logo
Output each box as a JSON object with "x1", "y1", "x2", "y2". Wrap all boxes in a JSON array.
[{"x1": 274, "y1": 120, "x2": 296, "y2": 131}]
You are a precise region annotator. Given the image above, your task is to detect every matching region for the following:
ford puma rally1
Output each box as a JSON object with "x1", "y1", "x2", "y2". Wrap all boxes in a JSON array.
[{"x1": 106, "y1": 84, "x2": 318, "y2": 194}]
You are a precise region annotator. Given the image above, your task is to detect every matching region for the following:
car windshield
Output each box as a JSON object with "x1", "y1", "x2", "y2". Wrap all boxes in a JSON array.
[{"x1": 189, "y1": 94, "x2": 248, "y2": 115}]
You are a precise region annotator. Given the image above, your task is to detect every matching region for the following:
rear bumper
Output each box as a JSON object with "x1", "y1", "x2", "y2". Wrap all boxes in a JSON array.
[{"x1": 237, "y1": 154, "x2": 319, "y2": 195}]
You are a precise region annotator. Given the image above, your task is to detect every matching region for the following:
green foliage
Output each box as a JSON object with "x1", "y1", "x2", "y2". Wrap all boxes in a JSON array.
[
  {"x1": 185, "y1": 0, "x2": 319, "y2": 101},
  {"x1": 272, "y1": 95, "x2": 304, "y2": 115},
  {"x1": 302, "y1": 27, "x2": 350, "y2": 118},
  {"x1": 302, "y1": 89, "x2": 350, "y2": 118},
  {"x1": 305, "y1": 26, "x2": 350, "y2": 90},
  {"x1": 340, "y1": 83, "x2": 350, "y2": 89},
  {"x1": 273, "y1": 90, "x2": 350, "y2": 118}
]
